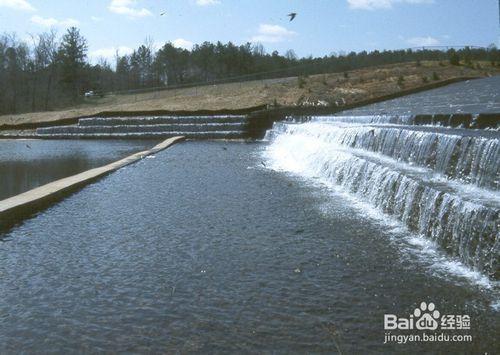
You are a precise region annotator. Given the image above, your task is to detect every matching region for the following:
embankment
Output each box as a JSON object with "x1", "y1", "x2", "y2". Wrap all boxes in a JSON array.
[
  {"x1": 1, "y1": 60, "x2": 498, "y2": 131},
  {"x1": 0, "y1": 136, "x2": 185, "y2": 229}
]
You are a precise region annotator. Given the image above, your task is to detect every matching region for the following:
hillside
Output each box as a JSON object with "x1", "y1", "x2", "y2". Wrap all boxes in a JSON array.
[{"x1": 1, "y1": 61, "x2": 498, "y2": 129}]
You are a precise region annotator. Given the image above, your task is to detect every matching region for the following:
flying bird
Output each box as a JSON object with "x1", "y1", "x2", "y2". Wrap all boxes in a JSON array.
[
  {"x1": 26, "y1": 144, "x2": 31, "y2": 149},
  {"x1": 288, "y1": 12, "x2": 297, "y2": 21},
  {"x1": 160, "y1": 12, "x2": 166, "y2": 16}
]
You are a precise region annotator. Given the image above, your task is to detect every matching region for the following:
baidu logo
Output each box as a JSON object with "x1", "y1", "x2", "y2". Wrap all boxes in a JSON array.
[
  {"x1": 414, "y1": 302, "x2": 440, "y2": 330},
  {"x1": 383, "y1": 302, "x2": 472, "y2": 344},
  {"x1": 384, "y1": 301, "x2": 470, "y2": 331}
]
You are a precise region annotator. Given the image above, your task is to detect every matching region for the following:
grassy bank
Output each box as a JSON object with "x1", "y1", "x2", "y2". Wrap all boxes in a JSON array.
[{"x1": 1, "y1": 61, "x2": 498, "y2": 129}]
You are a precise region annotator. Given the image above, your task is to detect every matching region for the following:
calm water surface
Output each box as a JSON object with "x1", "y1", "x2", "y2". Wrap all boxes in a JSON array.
[
  {"x1": 0, "y1": 139, "x2": 159, "y2": 200},
  {"x1": 0, "y1": 141, "x2": 498, "y2": 353},
  {"x1": 341, "y1": 75, "x2": 500, "y2": 115}
]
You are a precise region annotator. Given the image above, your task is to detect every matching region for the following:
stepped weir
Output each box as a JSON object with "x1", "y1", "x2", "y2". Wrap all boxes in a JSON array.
[
  {"x1": 264, "y1": 114, "x2": 500, "y2": 279},
  {"x1": 21, "y1": 111, "x2": 499, "y2": 140},
  {"x1": 35, "y1": 115, "x2": 250, "y2": 139}
]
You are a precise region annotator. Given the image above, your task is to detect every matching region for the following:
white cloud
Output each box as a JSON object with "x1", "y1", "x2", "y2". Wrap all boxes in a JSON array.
[
  {"x1": 347, "y1": 0, "x2": 432, "y2": 10},
  {"x1": 195, "y1": 0, "x2": 220, "y2": 6},
  {"x1": 172, "y1": 38, "x2": 194, "y2": 50},
  {"x1": 108, "y1": 0, "x2": 152, "y2": 17},
  {"x1": 348, "y1": 0, "x2": 392, "y2": 9},
  {"x1": 31, "y1": 15, "x2": 58, "y2": 27},
  {"x1": 91, "y1": 16, "x2": 103, "y2": 22},
  {"x1": 30, "y1": 15, "x2": 79, "y2": 28},
  {"x1": 0, "y1": 0, "x2": 35, "y2": 11},
  {"x1": 62, "y1": 18, "x2": 80, "y2": 27},
  {"x1": 406, "y1": 36, "x2": 440, "y2": 46},
  {"x1": 89, "y1": 46, "x2": 134, "y2": 62},
  {"x1": 251, "y1": 24, "x2": 296, "y2": 43}
]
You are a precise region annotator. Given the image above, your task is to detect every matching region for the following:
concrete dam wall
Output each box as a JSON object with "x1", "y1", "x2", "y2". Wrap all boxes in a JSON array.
[
  {"x1": 25, "y1": 111, "x2": 500, "y2": 140},
  {"x1": 35, "y1": 115, "x2": 250, "y2": 139}
]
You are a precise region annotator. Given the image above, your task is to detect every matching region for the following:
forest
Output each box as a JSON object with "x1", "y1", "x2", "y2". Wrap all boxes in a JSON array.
[{"x1": 1, "y1": 27, "x2": 498, "y2": 115}]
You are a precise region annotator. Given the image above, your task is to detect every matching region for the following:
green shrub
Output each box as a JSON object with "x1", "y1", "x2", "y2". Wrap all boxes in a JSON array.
[
  {"x1": 449, "y1": 52, "x2": 460, "y2": 66},
  {"x1": 432, "y1": 71, "x2": 440, "y2": 80},
  {"x1": 422, "y1": 76, "x2": 429, "y2": 83},
  {"x1": 397, "y1": 75, "x2": 405, "y2": 87},
  {"x1": 298, "y1": 76, "x2": 307, "y2": 88}
]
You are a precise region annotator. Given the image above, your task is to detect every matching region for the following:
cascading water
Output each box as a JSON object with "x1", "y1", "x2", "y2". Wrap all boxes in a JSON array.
[
  {"x1": 264, "y1": 115, "x2": 500, "y2": 280},
  {"x1": 35, "y1": 115, "x2": 249, "y2": 139}
]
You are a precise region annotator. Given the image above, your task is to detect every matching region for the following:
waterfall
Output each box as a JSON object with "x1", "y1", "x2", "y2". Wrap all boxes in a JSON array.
[{"x1": 264, "y1": 116, "x2": 500, "y2": 279}]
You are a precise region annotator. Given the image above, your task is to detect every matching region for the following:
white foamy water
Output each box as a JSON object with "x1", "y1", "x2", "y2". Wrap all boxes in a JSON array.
[{"x1": 262, "y1": 118, "x2": 500, "y2": 290}]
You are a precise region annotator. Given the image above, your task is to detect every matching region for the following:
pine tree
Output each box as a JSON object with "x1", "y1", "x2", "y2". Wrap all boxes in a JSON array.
[{"x1": 58, "y1": 27, "x2": 88, "y2": 101}]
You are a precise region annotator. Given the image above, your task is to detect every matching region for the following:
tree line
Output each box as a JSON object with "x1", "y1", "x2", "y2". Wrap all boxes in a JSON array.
[{"x1": 1, "y1": 27, "x2": 498, "y2": 115}]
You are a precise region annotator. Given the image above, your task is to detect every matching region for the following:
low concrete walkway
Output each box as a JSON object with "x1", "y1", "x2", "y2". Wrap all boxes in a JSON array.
[{"x1": 0, "y1": 136, "x2": 185, "y2": 226}]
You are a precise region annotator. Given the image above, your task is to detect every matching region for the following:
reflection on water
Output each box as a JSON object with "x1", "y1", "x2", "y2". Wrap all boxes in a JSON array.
[{"x1": 0, "y1": 139, "x2": 158, "y2": 200}]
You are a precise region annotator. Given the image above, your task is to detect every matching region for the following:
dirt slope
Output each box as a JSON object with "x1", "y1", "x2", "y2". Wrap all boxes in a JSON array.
[{"x1": 1, "y1": 61, "x2": 498, "y2": 128}]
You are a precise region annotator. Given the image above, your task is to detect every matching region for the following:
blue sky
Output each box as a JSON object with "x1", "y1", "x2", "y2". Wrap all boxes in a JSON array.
[{"x1": 0, "y1": 0, "x2": 498, "y2": 63}]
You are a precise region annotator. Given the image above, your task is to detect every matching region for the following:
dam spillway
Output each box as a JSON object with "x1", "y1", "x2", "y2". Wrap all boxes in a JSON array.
[
  {"x1": 300, "y1": 112, "x2": 499, "y2": 129},
  {"x1": 19, "y1": 111, "x2": 500, "y2": 140},
  {"x1": 35, "y1": 115, "x2": 249, "y2": 139},
  {"x1": 17, "y1": 105, "x2": 500, "y2": 278},
  {"x1": 264, "y1": 115, "x2": 500, "y2": 279}
]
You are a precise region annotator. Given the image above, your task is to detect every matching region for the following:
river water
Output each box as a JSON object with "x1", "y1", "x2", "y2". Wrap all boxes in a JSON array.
[
  {"x1": 0, "y1": 141, "x2": 498, "y2": 353},
  {"x1": 0, "y1": 139, "x2": 158, "y2": 200},
  {"x1": 341, "y1": 75, "x2": 500, "y2": 115},
  {"x1": 0, "y1": 76, "x2": 498, "y2": 353}
]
